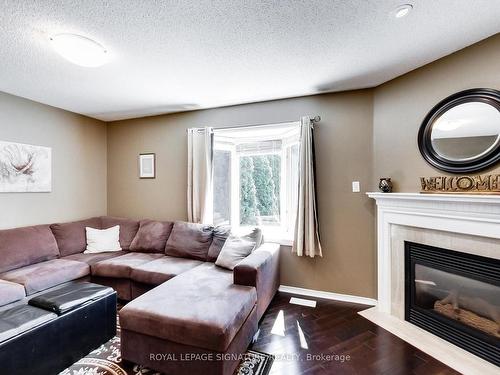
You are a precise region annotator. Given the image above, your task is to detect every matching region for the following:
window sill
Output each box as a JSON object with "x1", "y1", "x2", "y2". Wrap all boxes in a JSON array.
[
  {"x1": 231, "y1": 226, "x2": 294, "y2": 246},
  {"x1": 263, "y1": 236, "x2": 294, "y2": 247}
]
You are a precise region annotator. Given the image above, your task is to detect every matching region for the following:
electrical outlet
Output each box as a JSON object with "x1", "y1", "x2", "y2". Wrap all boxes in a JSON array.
[{"x1": 352, "y1": 181, "x2": 360, "y2": 193}]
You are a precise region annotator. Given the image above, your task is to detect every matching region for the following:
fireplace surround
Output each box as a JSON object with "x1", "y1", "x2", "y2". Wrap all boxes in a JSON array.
[
  {"x1": 364, "y1": 192, "x2": 500, "y2": 375},
  {"x1": 405, "y1": 241, "x2": 500, "y2": 366}
]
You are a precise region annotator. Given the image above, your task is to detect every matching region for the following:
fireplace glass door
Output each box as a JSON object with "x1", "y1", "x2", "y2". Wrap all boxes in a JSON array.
[{"x1": 405, "y1": 241, "x2": 500, "y2": 366}]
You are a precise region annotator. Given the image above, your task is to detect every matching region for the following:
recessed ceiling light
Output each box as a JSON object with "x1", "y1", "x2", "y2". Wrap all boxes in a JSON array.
[
  {"x1": 49, "y1": 33, "x2": 109, "y2": 67},
  {"x1": 392, "y1": 4, "x2": 413, "y2": 18}
]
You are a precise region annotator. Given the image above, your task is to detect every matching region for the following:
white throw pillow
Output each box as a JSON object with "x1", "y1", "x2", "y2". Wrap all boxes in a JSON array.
[
  {"x1": 84, "y1": 225, "x2": 122, "y2": 254},
  {"x1": 215, "y1": 228, "x2": 263, "y2": 270}
]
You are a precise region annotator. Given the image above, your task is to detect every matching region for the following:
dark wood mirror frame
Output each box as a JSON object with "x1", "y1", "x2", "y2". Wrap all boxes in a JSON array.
[{"x1": 418, "y1": 88, "x2": 500, "y2": 173}]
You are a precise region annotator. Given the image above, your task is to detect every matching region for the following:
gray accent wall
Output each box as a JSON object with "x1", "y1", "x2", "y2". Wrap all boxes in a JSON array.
[
  {"x1": 373, "y1": 33, "x2": 500, "y2": 191},
  {"x1": 0, "y1": 92, "x2": 107, "y2": 229}
]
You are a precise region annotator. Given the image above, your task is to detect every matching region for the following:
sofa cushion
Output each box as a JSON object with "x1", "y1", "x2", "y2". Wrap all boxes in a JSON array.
[
  {"x1": 119, "y1": 263, "x2": 257, "y2": 352},
  {"x1": 165, "y1": 221, "x2": 213, "y2": 261},
  {"x1": 0, "y1": 259, "x2": 90, "y2": 295},
  {"x1": 130, "y1": 220, "x2": 174, "y2": 253},
  {"x1": 50, "y1": 217, "x2": 102, "y2": 257},
  {"x1": 130, "y1": 256, "x2": 203, "y2": 285},
  {"x1": 0, "y1": 280, "x2": 26, "y2": 307},
  {"x1": 62, "y1": 251, "x2": 128, "y2": 266},
  {"x1": 0, "y1": 225, "x2": 59, "y2": 274},
  {"x1": 207, "y1": 225, "x2": 231, "y2": 262},
  {"x1": 91, "y1": 253, "x2": 163, "y2": 279},
  {"x1": 101, "y1": 216, "x2": 140, "y2": 250}
]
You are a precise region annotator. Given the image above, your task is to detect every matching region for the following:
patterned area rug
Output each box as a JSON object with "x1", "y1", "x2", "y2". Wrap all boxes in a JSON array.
[{"x1": 60, "y1": 313, "x2": 273, "y2": 375}]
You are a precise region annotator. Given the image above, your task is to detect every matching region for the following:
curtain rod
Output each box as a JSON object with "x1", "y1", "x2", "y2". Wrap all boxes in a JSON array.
[{"x1": 188, "y1": 115, "x2": 321, "y2": 133}]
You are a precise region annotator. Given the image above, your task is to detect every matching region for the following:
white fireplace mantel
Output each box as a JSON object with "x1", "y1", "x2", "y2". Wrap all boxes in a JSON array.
[
  {"x1": 367, "y1": 192, "x2": 500, "y2": 313},
  {"x1": 362, "y1": 192, "x2": 500, "y2": 374}
]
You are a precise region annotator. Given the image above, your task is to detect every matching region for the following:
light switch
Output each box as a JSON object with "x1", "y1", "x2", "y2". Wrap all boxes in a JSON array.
[{"x1": 352, "y1": 181, "x2": 360, "y2": 193}]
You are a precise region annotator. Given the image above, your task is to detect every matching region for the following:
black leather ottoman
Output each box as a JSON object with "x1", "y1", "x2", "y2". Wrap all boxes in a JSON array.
[
  {"x1": 0, "y1": 304, "x2": 57, "y2": 343},
  {"x1": 0, "y1": 282, "x2": 116, "y2": 375}
]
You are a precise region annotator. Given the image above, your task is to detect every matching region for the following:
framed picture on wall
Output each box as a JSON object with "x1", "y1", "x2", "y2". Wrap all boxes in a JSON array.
[
  {"x1": 0, "y1": 140, "x2": 52, "y2": 192},
  {"x1": 139, "y1": 153, "x2": 155, "y2": 179}
]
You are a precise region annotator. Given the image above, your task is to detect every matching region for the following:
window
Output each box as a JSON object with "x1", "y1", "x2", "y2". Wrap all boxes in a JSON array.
[{"x1": 213, "y1": 122, "x2": 300, "y2": 242}]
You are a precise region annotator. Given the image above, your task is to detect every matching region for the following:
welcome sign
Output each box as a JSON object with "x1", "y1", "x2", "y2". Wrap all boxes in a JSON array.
[{"x1": 420, "y1": 174, "x2": 500, "y2": 194}]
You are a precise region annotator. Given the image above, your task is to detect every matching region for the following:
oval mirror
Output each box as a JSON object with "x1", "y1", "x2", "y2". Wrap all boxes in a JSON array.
[{"x1": 418, "y1": 88, "x2": 500, "y2": 173}]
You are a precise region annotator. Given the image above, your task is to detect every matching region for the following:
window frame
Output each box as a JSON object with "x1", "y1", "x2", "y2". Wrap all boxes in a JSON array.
[{"x1": 213, "y1": 123, "x2": 300, "y2": 245}]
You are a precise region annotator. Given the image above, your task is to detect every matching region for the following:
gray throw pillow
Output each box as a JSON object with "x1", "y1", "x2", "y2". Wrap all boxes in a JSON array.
[{"x1": 215, "y1": 228, "x2": 263, "y2": 270}]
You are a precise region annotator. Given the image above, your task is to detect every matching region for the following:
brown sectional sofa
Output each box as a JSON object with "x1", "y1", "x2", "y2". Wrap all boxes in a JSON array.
[{"x1": 0, "y1": 216, "x2": 280, "y2": 375}]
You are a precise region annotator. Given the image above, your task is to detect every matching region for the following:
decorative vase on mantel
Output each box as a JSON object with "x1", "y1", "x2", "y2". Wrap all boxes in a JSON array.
[{"x1": 379, "y1": 178, "x2": 393, "y2": 193}]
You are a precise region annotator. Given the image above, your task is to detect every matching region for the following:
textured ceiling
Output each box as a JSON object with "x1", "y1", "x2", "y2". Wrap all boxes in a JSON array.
[{"x1": 0, "y1": 0, "x2": 499, "y2": 121}]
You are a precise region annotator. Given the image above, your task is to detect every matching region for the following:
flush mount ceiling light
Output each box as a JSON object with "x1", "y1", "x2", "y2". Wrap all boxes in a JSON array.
[
  {"x1": 392, "y1": 4, "x2": 413, "y2": 18},
  {"x1": 49, "y1": 33, "x2": 109, "y2": 67}
]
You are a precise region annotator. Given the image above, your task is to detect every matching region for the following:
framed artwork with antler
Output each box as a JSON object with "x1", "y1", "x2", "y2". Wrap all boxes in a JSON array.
[{"x1": 0, "y1": 141, "x2": 52, "y2": 192}]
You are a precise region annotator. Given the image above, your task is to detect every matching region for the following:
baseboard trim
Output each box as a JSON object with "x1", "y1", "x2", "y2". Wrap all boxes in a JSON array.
[{"x1": 278, "y1": 285, "x2": 377, "y2": 306}]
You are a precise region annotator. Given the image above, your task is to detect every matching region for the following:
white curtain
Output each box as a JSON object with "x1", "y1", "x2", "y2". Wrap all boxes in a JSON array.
[
  {"x1": 292, "y1": 116, "x2": 322, "y2": 257},
  {"x1": 187, "y1": 127, "x2": 213, "y2": 224}
]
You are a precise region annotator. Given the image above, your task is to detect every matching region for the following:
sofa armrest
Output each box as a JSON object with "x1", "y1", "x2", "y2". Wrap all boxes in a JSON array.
[{"x1": 233, "y1": 242, "x2": 280, "y2": 319}]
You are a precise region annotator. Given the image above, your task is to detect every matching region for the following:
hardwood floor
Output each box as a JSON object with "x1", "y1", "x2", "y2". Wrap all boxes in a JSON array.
[{"x1": 251, "y1": 292, "x2": 460, "y2": 375}]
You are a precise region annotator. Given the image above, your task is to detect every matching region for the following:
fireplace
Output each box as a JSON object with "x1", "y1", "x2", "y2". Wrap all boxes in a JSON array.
[
  {"x1": 366, "y1": 193, "x2": 500, "y2": 373},
  {"x1": 405, "y1": 241, "x2": 500, "y2": 365}
]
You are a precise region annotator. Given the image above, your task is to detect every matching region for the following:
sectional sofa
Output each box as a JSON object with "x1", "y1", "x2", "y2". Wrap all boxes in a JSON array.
[{"x1": 0, "y1": 216, "x2": 280, "y2": 375}]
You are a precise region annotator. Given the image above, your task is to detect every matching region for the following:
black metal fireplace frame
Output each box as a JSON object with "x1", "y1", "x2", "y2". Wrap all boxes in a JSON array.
[{"x1": 404, "y1": 241, "x2": 500, "y2": 366}]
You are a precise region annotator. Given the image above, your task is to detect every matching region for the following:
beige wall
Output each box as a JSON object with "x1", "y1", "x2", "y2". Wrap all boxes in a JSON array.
[
  {"x1": 0, "y1": 92, "x2": 107, "y2": 229},
  {"x1": 107, "y1": 91, "x2": 377, "y2": 298},
  {"x1": 107, "y1": 34, "x2": 500, "y2": 299},
  {"x1": 373, "y1": 33, "x2": 500, "y2": 191}
]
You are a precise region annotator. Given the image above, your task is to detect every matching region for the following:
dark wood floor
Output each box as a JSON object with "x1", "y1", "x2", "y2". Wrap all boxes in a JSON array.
[{"x1": 251, "y1": 292, "x2": 460, "y2": 375}]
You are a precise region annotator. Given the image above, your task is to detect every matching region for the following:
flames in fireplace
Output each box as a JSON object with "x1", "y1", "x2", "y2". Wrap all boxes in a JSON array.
[
  {"x1": 414, "y1": 265, "x2": 500, "y2": 338},
  {"x1": 405, "y1": 241, "x2": 500, "y2": 366}
]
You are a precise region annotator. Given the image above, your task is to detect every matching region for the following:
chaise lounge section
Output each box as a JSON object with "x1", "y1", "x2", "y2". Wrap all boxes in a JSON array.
[
  {"x1": 118, "y1": 241, "x2": 280, "y2": 375},
  {"x1": 120, "y1": 262, "x2": 259, "y2": 375}
]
